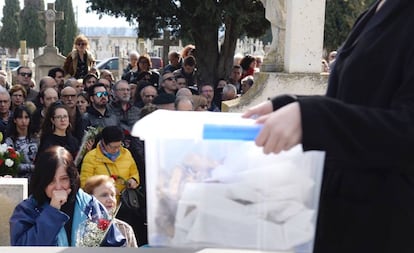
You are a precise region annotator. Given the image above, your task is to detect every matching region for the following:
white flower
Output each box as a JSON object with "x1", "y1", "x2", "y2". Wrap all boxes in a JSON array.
[
  {"x1": 5, "y1": 159, "x2": 14, "y2": 167},
  {"x1": 0, "y1": 143, "x2": 8, "y2": 153}
]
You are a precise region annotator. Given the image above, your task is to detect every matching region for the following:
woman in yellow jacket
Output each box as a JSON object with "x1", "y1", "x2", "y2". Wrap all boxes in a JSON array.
[{"x1": 80, "y1": 126, "x2": 139, "y2": 199}]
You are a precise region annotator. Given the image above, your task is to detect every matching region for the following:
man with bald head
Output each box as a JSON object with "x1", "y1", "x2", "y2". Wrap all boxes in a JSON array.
[
  {"x1": 61, "y1": 86, "x2": 83, "y2": 141},
  {"x1": 39, "y1": 76, "x2": 58, "y2": 92},
  {"x1": 139, "y1": 85, "x2": 158, "y2": 108}
]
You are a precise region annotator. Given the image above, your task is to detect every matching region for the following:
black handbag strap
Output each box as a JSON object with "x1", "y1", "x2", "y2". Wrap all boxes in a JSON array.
[{"x1": 104, "y1": 163, "x2": 112, "y2": 176}]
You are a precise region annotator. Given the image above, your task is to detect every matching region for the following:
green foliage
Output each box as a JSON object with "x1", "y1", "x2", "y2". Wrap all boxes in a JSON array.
[
  {"x1": 324, "y1": 0, "x2": 376, "y2": 52},
  {"x1": 86, "y1": 0, "x2": 269, "y2": 85},
  {"x1": 19, "y1": 3, "x2": 46, "y2": 49},
  {"x1": 0, "y1": 0, "x2": 20, "y2": 50},
  {"x1": 56, "y1": 0, "x2": 78, "y2": 56}
]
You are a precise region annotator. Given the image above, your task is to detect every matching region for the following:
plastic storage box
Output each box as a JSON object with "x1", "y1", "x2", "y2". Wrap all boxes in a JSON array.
[{"x1": 132, "y1": 110, "x2": 325, "y2": 253}]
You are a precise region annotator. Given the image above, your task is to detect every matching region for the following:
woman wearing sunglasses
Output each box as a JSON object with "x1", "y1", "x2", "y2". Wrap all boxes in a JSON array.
[{"x1": 63, "y1": 34, "x2": 95, "y2": 79}]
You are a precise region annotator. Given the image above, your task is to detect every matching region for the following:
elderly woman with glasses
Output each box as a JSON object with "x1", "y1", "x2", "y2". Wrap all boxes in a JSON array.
[{"x1": 63, "y1": 34, "x2": 95, "y2": 79}]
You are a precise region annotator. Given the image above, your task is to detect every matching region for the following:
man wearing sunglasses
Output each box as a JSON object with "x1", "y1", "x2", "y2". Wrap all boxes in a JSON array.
[
  {"x1": 159, "y1": 71, "x2": 177, "y2": 95},
  {"x1": 81, "y1": 83, "x2": 119, "y2": 136},
  {"x1": 16, "y1": 66, "x2": 38, "y2": 103}
]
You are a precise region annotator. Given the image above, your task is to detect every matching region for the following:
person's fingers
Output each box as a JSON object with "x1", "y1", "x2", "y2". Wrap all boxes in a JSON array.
[
  {"x1": 255, "y1": 114, "x2": 270, "y2": 124},
  {"x1": 255, "y1": 123, "x2": 268, "y2": 148},
  {"x1": 242, "y1": 101, "x2": 273, "y2": 118}
]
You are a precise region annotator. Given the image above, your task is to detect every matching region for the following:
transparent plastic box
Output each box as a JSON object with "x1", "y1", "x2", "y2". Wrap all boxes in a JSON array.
[{"x1": 132, "y1": 110, "x2": 325, "y2": 253}]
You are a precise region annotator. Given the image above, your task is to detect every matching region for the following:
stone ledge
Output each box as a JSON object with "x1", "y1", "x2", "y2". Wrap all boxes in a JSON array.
[{"x1": 222, "y1": 72, "x2": 328, "y2": 112}]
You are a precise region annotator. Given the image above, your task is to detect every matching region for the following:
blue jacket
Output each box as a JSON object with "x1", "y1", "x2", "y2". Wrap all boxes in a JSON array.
[{"x1": 9, "y1": 189, "x2": 125, "y2": 246}]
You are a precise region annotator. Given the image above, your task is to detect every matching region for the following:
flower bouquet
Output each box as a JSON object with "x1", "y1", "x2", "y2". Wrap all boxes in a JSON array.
[
  {"x1": 0, "y1": 143, "x2": 22, "y2": 177},
  {"x1": 74, "y1": 126, "x2": 102, "y2": 167},
  {"x1": 76, "y1": 216, "x2": 111, "y2": 247},
  {"x1": 76, "y1": 198, "x2": 125, "y2": 247},
  {"x1": 76, "y1": 199, "x2": 114, "y2": 247}
]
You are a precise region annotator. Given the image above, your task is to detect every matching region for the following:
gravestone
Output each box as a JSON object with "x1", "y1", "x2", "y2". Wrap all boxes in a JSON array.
[
  {"x1": 0, "y1": 178, "x2": 28, "y2": 246},
  {"x1": 223, "y1": 0, "x2": 327, "y2": 112},
  {"x1": 33, "y1": 3, "x2": 66, "y2": 85},
  {"x1": 154, "y1": 30, "x2": 179, "y2": 67}
]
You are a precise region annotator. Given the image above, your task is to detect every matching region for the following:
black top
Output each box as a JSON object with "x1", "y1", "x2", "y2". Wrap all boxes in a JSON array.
[
  {"x1": 38, "y1": 134, "x2": 79, "y2": 159},
  {"x1": 75, "y1": 52, "x2": 88, "y2": 79}
]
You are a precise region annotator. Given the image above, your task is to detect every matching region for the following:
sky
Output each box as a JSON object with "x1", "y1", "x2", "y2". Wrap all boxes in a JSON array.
[{"x1": 0, "y1": 0, "x2": 132, "y2": 28}]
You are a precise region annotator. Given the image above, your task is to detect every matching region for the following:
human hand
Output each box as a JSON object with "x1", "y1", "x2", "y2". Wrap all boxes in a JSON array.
[
  {"x1": 127, "y1": 178, "x2": 138, "y2": 189},
  {"x1": 242, "y1": 101, "x2": 273, "y2": 119},
  {"x1": 255, "y1": 102, "x2": 302, "y2": 154},
  {"x1": 85, "y1": 140, "x2": 94, "y2": 151},
  {"x1": 50, "y1": 189, "x2": 72, "y2": 209}
]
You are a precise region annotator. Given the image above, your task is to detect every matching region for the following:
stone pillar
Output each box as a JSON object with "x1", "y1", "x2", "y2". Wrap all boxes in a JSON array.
[{"x1": 284, "y1": 0, "x2": 326, "y2": 73}]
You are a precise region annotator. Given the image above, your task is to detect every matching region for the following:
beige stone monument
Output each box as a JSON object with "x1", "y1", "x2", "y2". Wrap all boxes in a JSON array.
[
  {"x1": 223, "y1": 0, "x2": 328, "y2": 112},
  {"x1": 260, "y1": 0, "x2": 286, "y2": 72},
  {"x1": 33, "y1": 3, "x2": 66, "y2": 85},
  {"x1": 0, "y1": 178, "x2": 28, "y2": 246}
]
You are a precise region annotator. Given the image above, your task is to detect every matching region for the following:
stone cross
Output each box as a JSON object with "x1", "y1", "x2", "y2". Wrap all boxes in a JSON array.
[
  {"x1": 39, "y1": 3, "x2": 64, "y2": 48},
  {"x1": 154, "y1": 30, "x2": 179, "y2": 66}
]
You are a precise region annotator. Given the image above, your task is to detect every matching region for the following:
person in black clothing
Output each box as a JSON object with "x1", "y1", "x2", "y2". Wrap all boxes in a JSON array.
[
  {"x1": 243, "y1": 1, "x2": 414, "y2": 252},
  {"x1": 37, "y1": 102, "x2": 79, "y2": 160}
]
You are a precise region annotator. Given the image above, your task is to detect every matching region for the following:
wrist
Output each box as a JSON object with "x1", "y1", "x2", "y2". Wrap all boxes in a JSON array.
[{"x1": 270, "y1": 94, "x2": 298, "y2": 111}]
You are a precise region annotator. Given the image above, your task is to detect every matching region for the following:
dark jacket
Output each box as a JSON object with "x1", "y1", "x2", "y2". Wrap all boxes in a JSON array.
[
  {"x1": 272, "y1": 1, "x2": 414, "y2": 252},
  {"x1": 81, "y1": 105, "x2": 120, "y2": 133},
  {"x1": 108, "y1": 101, "x2": 141, "y2": 133},
  {"x1": 63, "y1": 50, "x2": 95, "y2": 79}
]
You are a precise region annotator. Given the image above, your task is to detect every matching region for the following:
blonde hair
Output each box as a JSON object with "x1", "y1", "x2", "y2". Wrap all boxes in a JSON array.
[
  {"x1": 192, "y1": 95, "x2": 208, "y2": 111},
  {"x1": 73, "y1": 34, "x2": 89, "y2": 50}
]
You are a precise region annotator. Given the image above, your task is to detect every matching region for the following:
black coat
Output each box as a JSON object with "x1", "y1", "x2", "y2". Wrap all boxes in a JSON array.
[{"x1": 274, "y1": 1, "x2": 414, "y2": 252}]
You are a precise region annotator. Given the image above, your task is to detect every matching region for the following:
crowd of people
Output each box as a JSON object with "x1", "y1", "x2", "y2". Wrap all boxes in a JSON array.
[{"x1": 1, "y1": 33, "x2": 264, "y2": 247}]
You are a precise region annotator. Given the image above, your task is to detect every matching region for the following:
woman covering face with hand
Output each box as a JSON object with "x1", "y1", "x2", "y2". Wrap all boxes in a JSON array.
[{"x1": 9, "y1": 146, "x2": 126, "y2": 246}]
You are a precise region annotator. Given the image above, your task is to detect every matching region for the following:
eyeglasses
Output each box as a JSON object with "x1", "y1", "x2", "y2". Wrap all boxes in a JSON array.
[
  {"x1": 94, "y1": 91, "x2": 109, "y2": 98},
  {"x1": 163, "y1": 77, "x2": 174, "y2": 82},
  {"x1": 107, "y1": 143, "x2": 121, "y2": 150},
  {"x1": 19, "y1": 72, "x2": 32, "y2": 78},
  {"x1": 77, "y1": 42, "x2": 87, "y2": 46},
  {"x1": 117, "y1": 88, "x2": 130, "y2": 92},
  {"x1": 53, "y1": 115, "x2": 69, "y2": 121}
]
